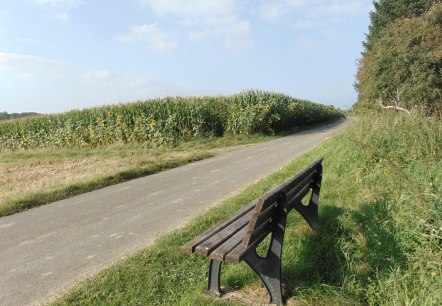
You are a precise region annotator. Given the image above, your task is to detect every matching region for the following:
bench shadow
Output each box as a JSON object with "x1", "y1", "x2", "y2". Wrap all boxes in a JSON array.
[{"x1": 281, "y1": 199, "x2": 408, "y2": 303}]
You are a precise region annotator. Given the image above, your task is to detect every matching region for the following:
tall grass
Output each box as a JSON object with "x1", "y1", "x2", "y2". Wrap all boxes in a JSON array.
[
  {"x1": 0, "y1": 91, "x2": 343, "y2": 150},
  {"x1": 53, "y1": 112, "x2": 441, "y2": 305},
  {"x1": 336, "y1": 112, "x2": 442, "y2": 305}
]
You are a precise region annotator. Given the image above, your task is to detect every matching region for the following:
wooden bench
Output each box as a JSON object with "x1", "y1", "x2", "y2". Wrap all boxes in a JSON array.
[{"x1": 181, "y1": 157, "x2": 323, "y2": 305}]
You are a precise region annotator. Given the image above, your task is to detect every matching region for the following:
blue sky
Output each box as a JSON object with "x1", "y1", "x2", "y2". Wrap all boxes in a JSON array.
[{"x1": 0, "y1": 0, "x2": 372, "y2": 114}]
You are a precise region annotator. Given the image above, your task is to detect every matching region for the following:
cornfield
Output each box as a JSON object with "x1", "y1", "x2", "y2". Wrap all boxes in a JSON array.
[{"x1": 0, "y1": 91, "x2": 344, "y2": 150}]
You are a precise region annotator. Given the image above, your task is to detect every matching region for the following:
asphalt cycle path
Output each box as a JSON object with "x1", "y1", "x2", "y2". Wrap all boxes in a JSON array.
[{"x1": 0, "y1": 119, "x2": 349, "y2": 306}]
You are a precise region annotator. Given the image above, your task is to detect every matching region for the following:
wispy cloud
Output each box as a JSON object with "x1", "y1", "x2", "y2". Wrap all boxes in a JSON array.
[
  {"x1": 115, "y1": 24, "x2": 178, "y2": 52},
  {"x1": 82, "y1": 70, "x2": 114, "y2": 84},
  {"x1": 15, "y1": 38, "x2": 39, "y2": 44},
  {"x1": 55, "y1": 11, "x2": 69, "y2": 20},
  {"x1": 31, "y1": 0, "x2": 81, "y2": 6},
  {"x1": 31, "y1": 0, "x2": 81, "y2": 21},
  {"x1": 188, "y1": 20, "x2": 252, "y2": 50},
  {"x1": 308, "y1": 1, "x2": 369, "y2": 20},
  {"x1": 140, "y1": 0, "x2": 238, "y2": 20},
  {"x1": 140, "y1": 0, "x2": 252, "y2": 51},
  {"x1": 258, "y1": 0, "x2": 370, "y2": 23},
  {"x1": 258, "y1": 0, "x2": 305, "y2": 21},
  {"x1": 0, "y1": 52, "x2": 67, "y2": 72}
]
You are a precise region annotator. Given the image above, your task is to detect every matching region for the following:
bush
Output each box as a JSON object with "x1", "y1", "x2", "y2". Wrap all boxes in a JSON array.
[{"x1": 355, "y1": 2, "x2": 442, "y2": 115}]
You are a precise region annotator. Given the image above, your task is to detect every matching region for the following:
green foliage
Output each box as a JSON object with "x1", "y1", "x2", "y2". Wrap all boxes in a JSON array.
[
  {"x1": 355, "y1": 1, "x2": 442, "y2": 115},
  {"x1": 365, "y1": 0, "x2": 436, "y2": 51},
  {"x1": 0, "y1": 91, "x2": 344, "y2": 151}
]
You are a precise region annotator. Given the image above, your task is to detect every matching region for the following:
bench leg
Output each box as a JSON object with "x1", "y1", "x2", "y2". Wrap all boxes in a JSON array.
[
  {"x1": 243, "y1": 218, "x2": 286, "y2": 305},
  {"x1": 207, "y1": 259, "x2": 223, "y2": 296}
]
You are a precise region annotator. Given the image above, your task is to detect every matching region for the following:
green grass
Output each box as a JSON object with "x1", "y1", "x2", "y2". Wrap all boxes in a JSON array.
[{"x1": 53, "y1": 112, "x2": 441, "y2": 305}]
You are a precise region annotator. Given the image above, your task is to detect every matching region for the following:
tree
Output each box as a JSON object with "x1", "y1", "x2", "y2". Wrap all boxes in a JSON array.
[
  {"x1": 355, "y1": 1, "x2": 442, "y2": 115},
  {"x1": 364, "y1": 0, "x2": 435, "y2": 52}
]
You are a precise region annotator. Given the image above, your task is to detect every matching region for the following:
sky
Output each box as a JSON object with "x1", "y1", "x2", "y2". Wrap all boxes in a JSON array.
[{"x1": 0, "y1": 0, "x2": 373, "y2": 114}]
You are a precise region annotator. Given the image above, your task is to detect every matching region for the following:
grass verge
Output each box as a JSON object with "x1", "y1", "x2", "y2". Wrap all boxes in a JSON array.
[{"x1": 52, "y1": 113, "x2": 441, "y2": 305}]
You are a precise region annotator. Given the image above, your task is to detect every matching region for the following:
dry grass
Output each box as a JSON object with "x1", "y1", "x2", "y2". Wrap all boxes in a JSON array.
[
  {"x1": 0, "y1": 134, "x2": 274, "y2": 217},
  {"x1": 0, "y1": 145, "x2": 213, "y2": 216}
]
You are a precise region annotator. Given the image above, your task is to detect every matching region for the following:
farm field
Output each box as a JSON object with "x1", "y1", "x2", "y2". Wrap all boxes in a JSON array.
[
  {"x1": 52, "y1": 112, "x2": 441, "y2": 306},
  {"x1": 0, "y1": 91, "x2": 344, "y2": 217}
]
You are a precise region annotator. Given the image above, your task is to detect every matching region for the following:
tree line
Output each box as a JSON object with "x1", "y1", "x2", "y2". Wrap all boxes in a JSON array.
[
  {"x1": 0, "y1": 112, "x2": 40, "y2": 121},
  {"x1": 355, "y1": 0, "x2": 442, "y2": 115}
]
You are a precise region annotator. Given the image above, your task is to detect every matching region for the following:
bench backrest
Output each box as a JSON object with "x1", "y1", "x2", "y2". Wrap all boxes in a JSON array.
[{"x1": 241, "y1": 157, "x2": 323, "y2": 248}]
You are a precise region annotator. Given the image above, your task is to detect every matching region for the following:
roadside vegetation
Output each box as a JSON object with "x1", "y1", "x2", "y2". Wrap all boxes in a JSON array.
[
  {"x1": 52, "y1": 112, "x2": 441, "y2": 305},
  {"x1": 0, "y1": 90, "x2": 342, "y2": 151},
  {"x1": 0, "y1": 91, "x2": 343, "y2": 217}
]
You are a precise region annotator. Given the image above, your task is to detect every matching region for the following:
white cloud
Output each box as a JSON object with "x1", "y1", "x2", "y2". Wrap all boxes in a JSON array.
[
  {"x1": 55, "y1": 11, "x2": 69, "y2": 20},
  {"x1": 115, "y1": 24, "x2": 178, "y2": 52},
  {"x1": 140, "y1": 0, "x2": 237, "y2": 19},
  {"x1": 0, "y1": 52, "x2": 67, "y2": 72},
  {"x1": 258, "y1": 0, "x2": 370, "y2": 23},
  {"x1": 258, "y1": 0, "x2": 305, "y2": 21},
  {"x1": 309, "y1": 1, "x2": 369, "y2": 18},
  {"x1": 188, "y1": 20, "x2": 253, "y2": 50},
  {"x1": 32, "y1": 0, "x2": 81, "y2": 21},
  {"x1": 292, "y1": 19, "x2": 324, "y2": 30},
  {"x1": 140, "y1": 0, "x2": 252, "y2": 51},
  {"x1": 32, "y1": 0, "x2": 81, "y2": 6},
  {"x1": 82, "y1": 70, "x2": 113, "y2": 84},
  {"x1": 15, "y1": 38, "x2": 39, "y2": 44}
]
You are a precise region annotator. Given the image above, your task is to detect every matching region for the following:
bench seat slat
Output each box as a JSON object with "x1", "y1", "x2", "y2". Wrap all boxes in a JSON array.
[
  {"x1": 180, "y1": 199, "x2": 258, "y2": 254},
  {"x1": 195, "y1": 209, "x2": 254, "y2": 256},
  {"x1": 209, "y1": 225, "x2": 249, "y2": 262}
]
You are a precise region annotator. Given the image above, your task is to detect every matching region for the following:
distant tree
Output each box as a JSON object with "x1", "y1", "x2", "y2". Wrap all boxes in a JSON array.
[
  {"x1": 0, "y1": 111, "x2": 40, "y2": 121},
  {"x1": 0, "y1": 112, "x2": 9, "y2": 120},
  {"x1": 355, "y1": 1, "x2": 442, "y2": 115}
]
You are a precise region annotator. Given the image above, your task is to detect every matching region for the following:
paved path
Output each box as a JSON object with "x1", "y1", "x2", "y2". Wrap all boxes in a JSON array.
[{"x1": 0, "y1": 120, "x2": 348, "y2": 306}]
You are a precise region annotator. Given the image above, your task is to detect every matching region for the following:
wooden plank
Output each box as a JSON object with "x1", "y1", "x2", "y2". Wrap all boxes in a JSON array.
[
  {"x1": 209, "y1": 226, "x2": 249, "y2": 262},
  {"x1": 283, "y1": 167, "x2": 315, "y2": 193},
  {"x1": 195, "y1": 209, "x2": 254, "y2": 256},
  {"x1": 286, "y1": 172, "x2": 314, "y2": 203},
  {"x1": 286, "y1": 183, "x2": 312, "y2": 213},
  {"x1": 255, "y1": 158, "x2": 322, "y2": 209},
  {"x1": 180, "y1": 199, "x2": 258, "y2": 254},
  {"x1": 242, "y1": 217, "x2": 272, "y2": 247},
  {"x1": 247, "y1": 202, "x2": 277, "y2": 232},
  {"x1": 225, "y1": 230, "x2": 268, "y2": 264}
]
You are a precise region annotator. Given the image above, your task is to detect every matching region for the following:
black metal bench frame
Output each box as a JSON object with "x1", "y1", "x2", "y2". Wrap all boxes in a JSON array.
[{"x1": 181, "y1": 157, "x2": 323, "y2": 305}]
